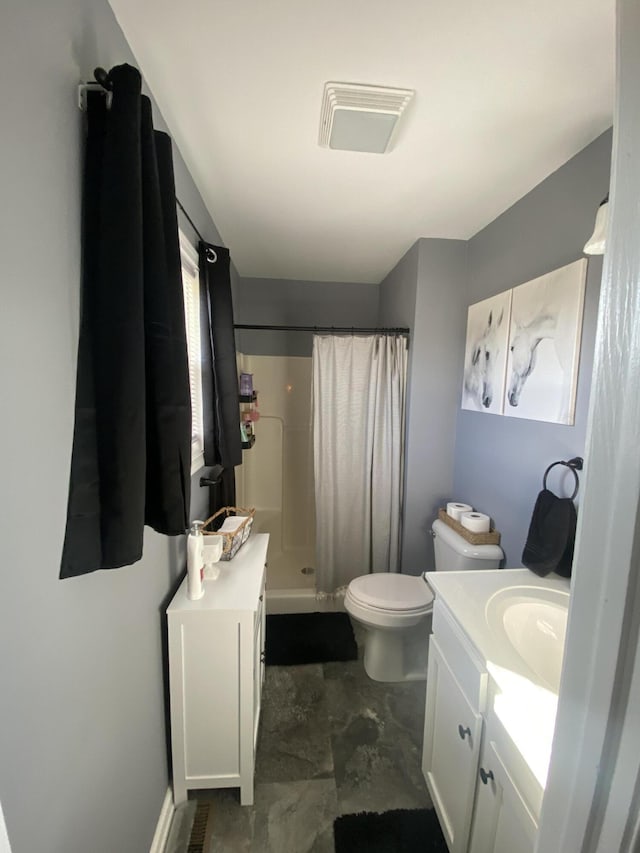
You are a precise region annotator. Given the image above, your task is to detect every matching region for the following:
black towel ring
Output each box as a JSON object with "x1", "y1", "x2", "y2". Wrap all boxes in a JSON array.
[{"x1": 543, "y1": 457, "x2": 583, "y2": 501}]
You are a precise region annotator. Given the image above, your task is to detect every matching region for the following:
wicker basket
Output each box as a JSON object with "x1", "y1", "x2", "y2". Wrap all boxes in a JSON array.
[
  {"x1": 202, "y1": 506, "x2": 255, "y2": 561},
  {"x1": 438, "y1": 508, "x2": 501, "y2": 546}
]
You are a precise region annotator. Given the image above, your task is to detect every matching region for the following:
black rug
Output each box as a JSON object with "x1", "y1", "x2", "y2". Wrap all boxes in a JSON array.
[
  {"x1": 265, "y1": 612, "x2": 358, "y2": 665},
  {"x1": 334, "y1": 809, "x2": 447, "y2": 853}
]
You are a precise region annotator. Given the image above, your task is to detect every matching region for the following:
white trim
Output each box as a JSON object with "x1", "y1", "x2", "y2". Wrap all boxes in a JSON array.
[
  {"x1": 178, "y1": 229, "x2": 206, "y2": 476},
  {"x1": 191, "y1": 449, "x2": 205, "y2": 475},
  {"x1": 149, "y1": 787, "x2": 174, "y2": 853},
  {"x1": 0, "y1": 801, "x2": 12, "y2": 853},
  {"x1": 536, "y1": 2, "x2": 640, "y2": 850},
  {"x1": 597, "y1": 615, "x2": 640, "y2": 852},
  {"x1": 179, "y1": 228, "x2": 199, "y2": 274}
]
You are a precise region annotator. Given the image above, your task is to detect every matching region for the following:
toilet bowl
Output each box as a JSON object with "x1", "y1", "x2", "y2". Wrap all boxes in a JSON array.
[
  {"x1": 346, "y1": 516, "x2": 504, "y2": 683},
  {"x1": 344, "y1": 573, "x2": 434, "y2": 682}
]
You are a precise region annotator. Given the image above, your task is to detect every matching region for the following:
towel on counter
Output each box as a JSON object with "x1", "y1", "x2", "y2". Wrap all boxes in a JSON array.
[
  {"x1": 219, "y1": 516, "x2": 245, "y2": 533},
  {"x1": 522, "y1": 488, "x2": 577, "y2": 577}
]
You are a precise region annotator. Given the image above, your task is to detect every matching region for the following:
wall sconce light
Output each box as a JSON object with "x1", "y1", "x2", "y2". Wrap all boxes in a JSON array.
[{"x1": 583, "y1": 196, "x2": 609, "y2": 255}]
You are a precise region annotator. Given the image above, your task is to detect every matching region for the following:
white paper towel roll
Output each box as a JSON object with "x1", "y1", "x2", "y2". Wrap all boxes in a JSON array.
[
  {"x1": 461, "y1": 512, "x2": 491, "y2": 533},
  {"x1": 447, "y1": 502, "x2": 473, "y2": 521}
]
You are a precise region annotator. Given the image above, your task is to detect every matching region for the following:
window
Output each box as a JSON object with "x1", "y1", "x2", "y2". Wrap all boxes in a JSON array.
[{"x1": 179, "y1": 230, "x2": 205, "y2": 474}]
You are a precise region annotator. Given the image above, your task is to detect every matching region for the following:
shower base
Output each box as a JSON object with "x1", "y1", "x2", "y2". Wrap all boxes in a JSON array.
[{"x1": 266, "y1": 587, "x2": 346, "y2": 615}]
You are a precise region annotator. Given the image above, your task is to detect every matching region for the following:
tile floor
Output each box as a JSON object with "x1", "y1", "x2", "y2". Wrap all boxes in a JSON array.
[{"x1": 166, "y1": 622, "x2": 432, "y2": 852}]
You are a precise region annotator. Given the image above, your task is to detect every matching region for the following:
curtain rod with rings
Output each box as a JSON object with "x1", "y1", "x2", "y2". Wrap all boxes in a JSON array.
[
  {"x1": 234, "y1": 324, "x2": 410, "y2": 335},
  {"x1": 176, "y1": 198, "x2": 206, "y2": 247},
  {"x1": 79, "y1": 69, "x2": 213, "y2": 258},
  {"x1": 176, "y1": 198, "x2": 218, "y2": 263}
]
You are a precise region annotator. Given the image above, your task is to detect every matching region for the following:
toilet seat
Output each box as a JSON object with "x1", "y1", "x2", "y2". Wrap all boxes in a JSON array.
[{"x1": 347, "y1": 573, "x2": 434, "y2": 614}]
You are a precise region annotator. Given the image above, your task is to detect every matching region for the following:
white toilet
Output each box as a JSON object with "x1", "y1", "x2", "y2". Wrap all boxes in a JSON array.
[{"x1": 344, "y1": 517, "x2": 503, "y2": 682}]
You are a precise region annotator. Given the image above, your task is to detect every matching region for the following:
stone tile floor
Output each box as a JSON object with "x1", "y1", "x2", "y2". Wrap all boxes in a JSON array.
[{"x1": 166, "y1": 623, "x2": 431, "y2": 852}]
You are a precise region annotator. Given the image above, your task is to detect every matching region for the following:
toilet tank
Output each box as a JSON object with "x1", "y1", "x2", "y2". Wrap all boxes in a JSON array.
[{"x1": 432, "y1": 518, "x2": 503, "y2": 571}]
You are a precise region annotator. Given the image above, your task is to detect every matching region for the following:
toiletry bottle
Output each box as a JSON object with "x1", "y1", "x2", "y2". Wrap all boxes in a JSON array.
[{"x1": 187, "y1": 520, "x2": 205, "y2": 600}]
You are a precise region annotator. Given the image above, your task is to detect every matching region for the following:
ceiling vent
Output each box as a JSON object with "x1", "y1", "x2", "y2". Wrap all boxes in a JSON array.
[{"x1": 319, "y1": 82, "x2": 414, "y2": 154}]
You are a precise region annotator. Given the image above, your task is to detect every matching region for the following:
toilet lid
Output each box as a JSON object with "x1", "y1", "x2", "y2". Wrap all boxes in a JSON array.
[{"x1": 348, "y1": 573, "x2": 434, "y2": 612}]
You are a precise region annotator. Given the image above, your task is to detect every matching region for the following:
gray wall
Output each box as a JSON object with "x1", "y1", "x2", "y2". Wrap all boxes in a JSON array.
[
  {"x1": 0, "y1": 2, "x2": 221, "y2": 851},
  {"x1": 235, "y1": 276, "x2": 379, "y2": 356},
  {"x1": 380, "y1": 240, "x2": 468, "y2": 574},
  {"x1": 453, "y1": 131, "x2": 612, "y2": 566}
]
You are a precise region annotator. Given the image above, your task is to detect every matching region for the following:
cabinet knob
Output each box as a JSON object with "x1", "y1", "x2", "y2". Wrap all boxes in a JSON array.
[
  {"x1": 479, "y1": 767, "x2": 495, "y2": 785},
  {"x1": 260, "y1": 651, "x2": 266, "y2": 662},
  {"x1": 259, "y1": 594, "x2": 264, "y2": 602},
  {"x1": 458, "y1": 724, "x2": 471, "y2": 741}
]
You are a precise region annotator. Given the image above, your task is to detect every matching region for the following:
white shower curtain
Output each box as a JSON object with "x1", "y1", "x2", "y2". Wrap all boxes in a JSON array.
[{"x1": 312, "y1": 334, "x2": 407, "y2": 592}]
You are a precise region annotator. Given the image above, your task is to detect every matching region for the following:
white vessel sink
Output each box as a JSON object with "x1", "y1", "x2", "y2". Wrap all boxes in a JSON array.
[{"x1": 485, "y1": 586, "x2": 570, "y2": 691}]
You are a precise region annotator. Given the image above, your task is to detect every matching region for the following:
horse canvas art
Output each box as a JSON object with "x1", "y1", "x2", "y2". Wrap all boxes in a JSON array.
[
  {"x1": 504, "y1": 259, "x2": 587, "y2": 424},
  {"x1": 461, "y1": 290, "x2": 512, "y2": 414}
]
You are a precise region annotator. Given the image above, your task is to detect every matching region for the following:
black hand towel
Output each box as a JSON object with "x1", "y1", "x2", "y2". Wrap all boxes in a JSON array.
[{"x1": 522, "y1": 488, "x2": 577, "y2": 577}]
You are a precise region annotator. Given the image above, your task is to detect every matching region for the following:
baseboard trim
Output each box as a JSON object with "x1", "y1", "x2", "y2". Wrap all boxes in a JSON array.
[{"x1": 149, "y1": 787, "x2": 174, "y2": 853}]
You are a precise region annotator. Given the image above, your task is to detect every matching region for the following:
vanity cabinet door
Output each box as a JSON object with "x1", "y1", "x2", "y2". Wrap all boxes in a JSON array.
[
  {"x1": 468, "y1": 740, "x2": 538, "y2": 853},
  {"x1": 422, "y1": 639, "x2": 483, "y2": 853}
]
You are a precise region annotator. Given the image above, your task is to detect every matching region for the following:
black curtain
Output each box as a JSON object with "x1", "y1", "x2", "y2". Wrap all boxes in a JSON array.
[
  {"x1": 199, "y1": 242, "x2": 242, "y2": 513},
  {"x1": 60, "y1": 64, "x2": 191, "y2": 578}
]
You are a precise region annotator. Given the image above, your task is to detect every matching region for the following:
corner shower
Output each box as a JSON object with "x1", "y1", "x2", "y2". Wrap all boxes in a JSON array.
[
  {"x1": 235, "y1": 323, "x2": 409, "y2": 614},
  {"x1": 235, "y1": 348, "x2": 318, "y2": 612}
]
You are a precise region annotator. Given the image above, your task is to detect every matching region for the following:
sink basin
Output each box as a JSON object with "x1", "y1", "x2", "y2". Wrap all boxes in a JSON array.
[{"x1": 485, "y1": 586, "x2": 570, "y2": 691}]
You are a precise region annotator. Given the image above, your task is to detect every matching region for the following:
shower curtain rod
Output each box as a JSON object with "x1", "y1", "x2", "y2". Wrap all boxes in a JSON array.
[{"x1": 234, "y1": 324, "x2": 410, "y2": 335}]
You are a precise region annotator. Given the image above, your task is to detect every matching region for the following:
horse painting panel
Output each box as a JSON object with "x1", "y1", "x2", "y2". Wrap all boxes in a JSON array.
[
  {"x1": 503, "y1": 259, "x2": 587, "y2": 424},
  {"x1": 461, "y1": 290, "x2": 512, "y2": 414}
]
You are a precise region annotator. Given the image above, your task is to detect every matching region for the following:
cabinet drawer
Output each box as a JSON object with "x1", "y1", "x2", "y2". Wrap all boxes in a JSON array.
[{"x1": 432, "y1": 600, "x2": 487, "y2": 710}]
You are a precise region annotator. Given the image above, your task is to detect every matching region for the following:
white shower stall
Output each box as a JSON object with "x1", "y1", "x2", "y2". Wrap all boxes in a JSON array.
[{"x1": 235, "y1": 353, "x2": 326, "y2": 612}]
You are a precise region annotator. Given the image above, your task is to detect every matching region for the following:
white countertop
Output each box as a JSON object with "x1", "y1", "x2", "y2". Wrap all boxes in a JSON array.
[
  {"x1": 425, "y1": 568, "x2": 571, "y2": 789},
  {"x1": 425, "y1": 569, "x2": 570, "y2": 680},
  {"x1": 167, "y1": 533, "x2": 269, "y2": 613}
]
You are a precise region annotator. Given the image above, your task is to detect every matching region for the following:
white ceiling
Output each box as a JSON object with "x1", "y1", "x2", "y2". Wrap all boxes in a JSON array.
[{"x1": 109, "y1": 0, "x2": 614, "y2": 284}]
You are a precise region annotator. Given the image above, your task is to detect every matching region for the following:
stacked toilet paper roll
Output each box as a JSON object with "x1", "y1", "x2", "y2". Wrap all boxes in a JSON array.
[
  {"x1": 446, "y1": 502, "x2": 473, "y2": 522},
  {"x1": 460, "y1": 511, "x2": 491, "y2": 534}
]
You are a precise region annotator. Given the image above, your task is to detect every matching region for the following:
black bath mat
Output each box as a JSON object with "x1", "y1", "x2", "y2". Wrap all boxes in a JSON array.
[
  {"x1": 265, "y1": 612, "x2": 357, "y2": 665},
  {"x1": 334, "y1": 808, "x2": 447, "y2": 853}
]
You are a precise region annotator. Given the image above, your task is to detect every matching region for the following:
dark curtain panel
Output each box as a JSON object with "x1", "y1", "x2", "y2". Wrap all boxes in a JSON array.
[
  {"x1": 143, "y1": 119, "x2": 191, "y2": 536},
  {"x1": 60, "y1": 64, "x2": 191, "y2": 578},
  {"x1": 199, "y1": 242, "x2": 242, "y2": 513}
]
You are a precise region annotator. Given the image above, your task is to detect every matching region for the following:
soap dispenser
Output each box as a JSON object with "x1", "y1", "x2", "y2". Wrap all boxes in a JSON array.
[{"x1": 186, "y1": 520, "x2": 205, "y2": 600}]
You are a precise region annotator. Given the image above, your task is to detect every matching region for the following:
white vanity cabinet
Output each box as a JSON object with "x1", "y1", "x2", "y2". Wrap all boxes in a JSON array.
[
  {"x1": 422, "y1": 584, "x2": 552, "y2": 853},
  {"x1": 167, "y1": 533, "x2": 268, "y2": 807},
  {"x1": 422, "y1": 601, "x2": 488, "y2": 853}
]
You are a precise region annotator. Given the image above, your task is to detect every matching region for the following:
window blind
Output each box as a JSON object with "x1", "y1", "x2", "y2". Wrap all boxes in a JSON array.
[{"x1": 179, "y1": 231, "x2": 205, "y2": 470}]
